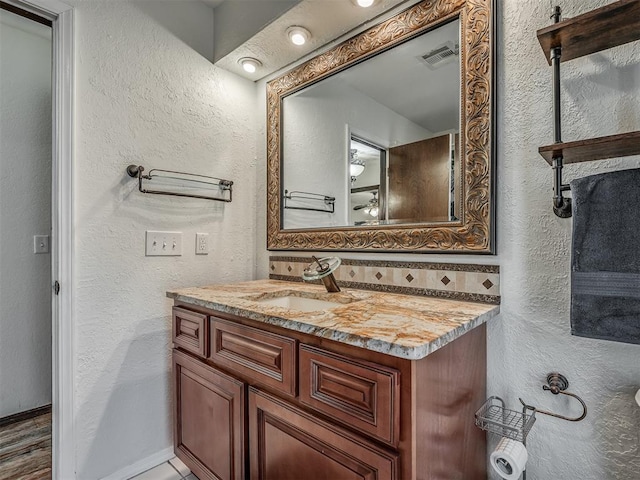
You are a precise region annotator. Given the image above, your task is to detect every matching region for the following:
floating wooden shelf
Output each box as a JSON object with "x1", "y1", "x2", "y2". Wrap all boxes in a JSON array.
[
  {"x1": 538, "y1": 2, "x2": 640, "y2": 217},
  {"x1": 537, "y1": 0, "x2": 640, "y2": 64},
  {"x1": 539, "y1": 131, "x2": 640, "y2": 165}
]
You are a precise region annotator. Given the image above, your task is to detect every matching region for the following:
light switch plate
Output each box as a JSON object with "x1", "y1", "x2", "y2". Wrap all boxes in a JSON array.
[
  {"x1": 145, "y1": 231, "x2": 182, "y2": 256},
  {"x1": 34, "y1": 235, "x2": 50, "y2": 254},
  {"x1": 195, "y1": 233, "x2": 209, "y2": 255}
]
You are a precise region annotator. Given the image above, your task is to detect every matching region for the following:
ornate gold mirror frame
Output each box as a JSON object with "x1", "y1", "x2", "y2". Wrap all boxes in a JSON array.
[{"x1": 266, "y1": 0, "x2": 494, "y2": 253}]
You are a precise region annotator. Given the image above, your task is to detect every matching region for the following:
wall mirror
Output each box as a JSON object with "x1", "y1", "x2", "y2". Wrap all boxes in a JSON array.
[{"x1": 267, "y1": 0, "x2": 494, "y2": 253}]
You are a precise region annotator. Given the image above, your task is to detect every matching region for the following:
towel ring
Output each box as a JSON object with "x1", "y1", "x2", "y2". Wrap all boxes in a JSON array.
[{"x1": 519, "y1": 372, "x2": 587, "y2": 422}]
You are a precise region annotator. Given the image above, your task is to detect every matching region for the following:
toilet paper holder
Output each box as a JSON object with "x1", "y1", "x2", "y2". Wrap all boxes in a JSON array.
[
  {"x1": 518, "y1": 372, "x2": 587, "y2": 422},
  {"x1": 474, "y1": 373, "x2": 586, "y2": 442},
  {"x1": 475, "y1": 397, "x2": 535, "y2": 480},
  {"x1": 475, "y1": 397, "x2": 536, "y2": 443},
  {"x1": 476, "y1": 373, "x2": 587, "y2": 480}
]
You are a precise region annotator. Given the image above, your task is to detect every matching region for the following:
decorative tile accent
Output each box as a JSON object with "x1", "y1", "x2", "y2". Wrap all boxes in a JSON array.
[
  {"x1": 364, "y1": 267, "x2": 379, "y2": 283},
  {"x1": 454, "y1": 271, "x2": 467, "y2": 291},
  {"x1": 270, "y1": 256, "x2": 499, "y2": 273},
  {"x1": 424, "y1": 269, "x2": 438, "y2": 290},
  {"x1": 268, "y1": 256, "x2": 500, "y2": 304},
  {"x1": 344, "y1": 265, "x2": 364, "y2": 283}
]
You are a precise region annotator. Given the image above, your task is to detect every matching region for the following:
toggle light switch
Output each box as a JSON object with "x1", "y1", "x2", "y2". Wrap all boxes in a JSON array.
[
  {"x1": 145, "y1": 231, "x2": 182, "y2": 256},
  {"x1": 34, "y1": 235, "x2": 50, "y2": 254}
]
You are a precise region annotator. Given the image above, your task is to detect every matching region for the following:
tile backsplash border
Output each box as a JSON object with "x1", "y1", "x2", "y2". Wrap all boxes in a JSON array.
[{"x1": 269, "y1": 256, "x2": 500, "y2": 305}]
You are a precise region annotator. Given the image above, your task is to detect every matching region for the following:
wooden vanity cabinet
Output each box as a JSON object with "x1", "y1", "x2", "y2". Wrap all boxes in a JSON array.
[{"x1": 172, "y1": 304, "x2": 487, "y2": 480}]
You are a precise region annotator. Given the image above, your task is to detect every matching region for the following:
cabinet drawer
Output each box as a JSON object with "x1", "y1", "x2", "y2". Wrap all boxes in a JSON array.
[
  {"x1": 210, "y1": 317, "x2": 297, "y2": 397},
  {"x1": 173, "y1": 307, "x2": 207, "y2": 357},
  {"x1": 299, "y1": 344, "x2": 400, "y2": 446}
]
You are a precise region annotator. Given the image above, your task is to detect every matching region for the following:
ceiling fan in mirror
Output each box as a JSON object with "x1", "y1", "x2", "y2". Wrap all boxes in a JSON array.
[{"x1": 353, "y1": 192, "x2": 379, "y2": 217}]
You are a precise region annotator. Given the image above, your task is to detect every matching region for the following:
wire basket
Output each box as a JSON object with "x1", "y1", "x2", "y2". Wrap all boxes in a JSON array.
[{"x1": 475, "y1": 396, "x2": 536, "y2": 443}]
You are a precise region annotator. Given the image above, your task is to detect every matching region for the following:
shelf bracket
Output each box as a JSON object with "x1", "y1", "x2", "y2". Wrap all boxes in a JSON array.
[
  {"x1": 552, "y1": 157, "x2": 572, "y2": 218},
  {"x1": 550, "y1": 15, "x2": 572, "y2": 218}
]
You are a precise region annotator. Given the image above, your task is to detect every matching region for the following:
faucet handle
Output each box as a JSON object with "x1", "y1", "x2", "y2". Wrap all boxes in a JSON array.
[
  {"x1": 303, "y1": 256, "x2": 341, "y2": 280},
  {"x1": 302, "y1": 256, "x2": 341, "y2": 292},
  {"x1": 311, "y1": 255, "x2": 329, "y2": 273}
]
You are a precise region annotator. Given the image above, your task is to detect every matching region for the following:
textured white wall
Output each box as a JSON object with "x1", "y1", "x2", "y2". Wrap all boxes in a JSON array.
[
  {"x1": 67, "y1": 1, "x2": 258, "y2": 478},
  {"x1": 490, "y1": 1, "x2": 640, "y2": 477},
  {"x1": 0, "y1": 11, "x2": 52, "y2": 418},
  {"x1": 257, "y1": 0, "x2": 640, "y2": 477}
]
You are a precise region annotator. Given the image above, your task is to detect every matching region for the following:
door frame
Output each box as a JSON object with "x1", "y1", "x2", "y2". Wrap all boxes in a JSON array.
[{"x1": 3, "y1": 0, "x2": 75, "y2": 478}]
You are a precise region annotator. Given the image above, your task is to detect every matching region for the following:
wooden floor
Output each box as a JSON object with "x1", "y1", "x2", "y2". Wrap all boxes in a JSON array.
[{"x1": 0, "y1": 411, "x2": 51, "y2": 480}]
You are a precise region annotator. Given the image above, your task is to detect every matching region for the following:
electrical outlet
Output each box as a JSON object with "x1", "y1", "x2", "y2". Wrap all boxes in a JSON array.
[
  {"x1": 196, "y1": 233, "x2": 209, "y2": 255},
  {"x1": 145, "y1": 231, "x2": 182, "y2": 256}
]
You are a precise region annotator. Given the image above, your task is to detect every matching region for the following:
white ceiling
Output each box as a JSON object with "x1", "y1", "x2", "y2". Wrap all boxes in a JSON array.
[
  {"x1": 289, "y1": 18, "x2": 460, "y2": 134},
  {"x1": 213, "y1": 0, "x2": 416, "y2": 81},
  {"x1": 200, "y1": 0, "x2": 225, "y2": 8},
  {"x1": 339, "y1": 18, "x2": 460, "y2": 132}
]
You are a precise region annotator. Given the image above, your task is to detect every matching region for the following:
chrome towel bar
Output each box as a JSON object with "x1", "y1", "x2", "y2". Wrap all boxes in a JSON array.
[
  {"x1": 126, "y1": 165, "x2": 233, "y2": 203},
  {"x1": 283, "y1": 190, "x2": 335, "y2": 214}
]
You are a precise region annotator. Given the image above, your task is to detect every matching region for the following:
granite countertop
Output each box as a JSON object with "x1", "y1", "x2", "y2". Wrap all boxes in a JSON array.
[{"x1": 167, "y1": 279, "x2": 499, "y2": 361}]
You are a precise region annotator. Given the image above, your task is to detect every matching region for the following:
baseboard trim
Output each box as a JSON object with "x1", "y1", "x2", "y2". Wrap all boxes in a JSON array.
[
  {"x1": 0, "y1": 404, "x2": 52, "y2": 428},
  {"x1": 100, "y1": 447, "x2": 175, "y2": 480}
]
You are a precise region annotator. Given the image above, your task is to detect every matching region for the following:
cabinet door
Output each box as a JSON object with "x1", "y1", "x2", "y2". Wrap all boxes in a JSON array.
[
  {"x1": 173, "y1": 350, "x2": 246, "y2": 480},
  {"x1": 249, "y1": 387, "x2": 398, "y2": 480}
]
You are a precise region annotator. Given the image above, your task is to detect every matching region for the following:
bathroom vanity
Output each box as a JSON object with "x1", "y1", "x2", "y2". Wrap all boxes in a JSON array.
[{"x1": 168, "y1": 280, "x2": 499, "y2": 480}]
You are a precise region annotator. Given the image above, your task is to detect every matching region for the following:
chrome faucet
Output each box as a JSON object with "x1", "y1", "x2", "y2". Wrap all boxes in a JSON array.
[{"x1": 302, "y1": 256, "x2": 341, "y2": 292}]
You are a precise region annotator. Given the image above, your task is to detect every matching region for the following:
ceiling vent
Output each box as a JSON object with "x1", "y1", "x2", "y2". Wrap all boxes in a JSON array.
[{"x1": 420, "y1": 41, "x2": 459, "y2": 70}]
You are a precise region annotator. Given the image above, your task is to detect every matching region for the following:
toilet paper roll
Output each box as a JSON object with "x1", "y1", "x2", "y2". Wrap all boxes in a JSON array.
[{"x1": 490, "y1": 437, "x2": 528, "y2": 480}]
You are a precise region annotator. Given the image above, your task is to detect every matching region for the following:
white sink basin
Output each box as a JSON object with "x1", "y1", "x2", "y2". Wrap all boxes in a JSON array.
[{"x1": 254, "y1": 295, "x2": 345, "y2": 312}]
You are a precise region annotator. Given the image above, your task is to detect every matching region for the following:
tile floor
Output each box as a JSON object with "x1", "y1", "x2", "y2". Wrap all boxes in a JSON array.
[{"x1": 130, "y1": 457, "x2": 198, "y2": 480}]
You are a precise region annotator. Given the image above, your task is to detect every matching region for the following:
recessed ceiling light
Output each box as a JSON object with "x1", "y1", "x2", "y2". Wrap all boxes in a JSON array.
[
  {"x1": 355, "y1": 0, "x2": 375, "y2": 7},
  {"x1": 286, "y1": 26, "x2": 311, "y2": 46},
  {"x1": 238, "y1": 57, "x2": 261, "y2": 74}
]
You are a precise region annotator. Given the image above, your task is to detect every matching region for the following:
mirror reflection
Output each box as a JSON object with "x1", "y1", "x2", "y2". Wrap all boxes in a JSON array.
[
  {"x1": 350, "y1": 137, "x2": 384, "y2": 225},
  {"x1": 282, "y1": 18, "x2": 460, "y2": 230}
]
